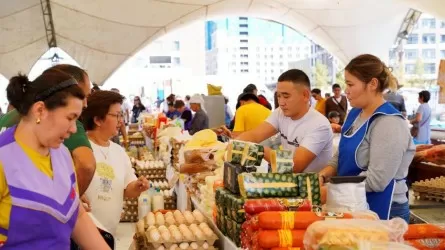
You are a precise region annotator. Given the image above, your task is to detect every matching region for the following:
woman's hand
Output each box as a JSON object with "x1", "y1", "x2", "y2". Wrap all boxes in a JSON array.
[
  {"x1": 125, "y1": 176, "x2": 150, "y2": 198},
  {"x1": 136, "y1": 176, "x2": 149, "y2": 192},
  {"x1": 80, "y1": 195, "x2": 91, "y2": 212}
]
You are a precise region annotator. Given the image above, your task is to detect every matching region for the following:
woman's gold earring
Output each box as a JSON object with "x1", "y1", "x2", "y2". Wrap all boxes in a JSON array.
[{"x1": 36, "y1": 118, "x2": 41, "y2": 124}]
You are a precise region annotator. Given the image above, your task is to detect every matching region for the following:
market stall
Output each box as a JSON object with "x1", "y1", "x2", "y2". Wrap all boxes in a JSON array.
[{"x1": 119, "y1": 111, "x2": 445, "y2": 250}]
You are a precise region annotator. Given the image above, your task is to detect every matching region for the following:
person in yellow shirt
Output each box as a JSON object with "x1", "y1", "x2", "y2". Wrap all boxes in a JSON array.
[
  {"x1": 233, "y1": 92, "x2": 271, "y2": 137},
  {"x1": 311, "y1": 88, "x2": 326, "y2": 115},
  {"x1": 0, "y1": 69, "x2": 109, "y2": 249}
]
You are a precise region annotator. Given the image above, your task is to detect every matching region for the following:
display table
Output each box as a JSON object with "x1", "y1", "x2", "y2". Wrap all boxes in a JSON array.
[
  {"x1": 408, "y1": 161, "x2": 445, "y2": 184},
  {"x1": 191, "y1": 197, "x2": 238, "y2": 250}
]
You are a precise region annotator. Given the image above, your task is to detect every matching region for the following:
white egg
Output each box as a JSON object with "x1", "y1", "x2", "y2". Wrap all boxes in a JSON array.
[
  {"x1": 179, "y1": 243, "x2": 189, "y2": 250},
  {"x1": 190, "y1": 242, "x2": 198, "y2": 250},
  {"x1": 202, "y1": 242, "x2": 209, "y2": 249},
  {"x1": 169, "y1": 244, "x2": 179, "y2": 250}
]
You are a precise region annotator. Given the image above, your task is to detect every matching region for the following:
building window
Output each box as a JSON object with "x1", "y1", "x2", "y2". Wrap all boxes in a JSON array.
[
  {"x1": 271, "y1": 77, "x2": 276, "y2": 81},
  {"x1": 422, "y1": 34, "x2": 436, "y2": 44},
  {"x1": 256, "y1": 69, "x2": 260, "y2": 74},
  {"x1": 239, "y1": 17, "x2": 248, "y2": 20},
  {"x1": 240, "y1": 39, "x2": 248, "y2": 43},
  {"x1": 173, "y1": 57, "x2": 180, "y2": 65},
  {"x1": 240, "y1": 47, "x2": 248, "y2": 50},
  {"x1": 271, "y1": 62, "x2": 275, "y2": 66},
  {"x1": 256, "y1": 54, "x2": 260, "y2": 58},
  {"x1": 405, "y1": 64, "x2": 415, "y2": 74},
  {"x1": 424, "y1": 63, "x2": 436, "y2": 74},
  {"x1": 241, "y1": 54, "x2": 248, "y2": 58},
  {"x1": 239, "y1": 32, "x2": 248, "y2": 35},
  {"x1": 173, "y1": 41, "x2": 180, "y2": 51},
  {"x1": 271, "y1": 69, "x2": 274, "y2": 73},
  {"x1": 288, "y1": 46, "x2": 292, "y2": 51},
  {"x1": 407, "y1": 34, "x2": 418, "y2": 44},
  {"x1": 279, "y1": 62, "x2": 284, "y2": 66},
  {"x1": 288, "y1": 53, "x2": 292, "y2": 58},
  {"x1": 405, "y1": 49, "x2": 418, "y2": 60},
  {"x1": 279, "y1": 47, "x2": 283, "y2": 51},
  {"x1": 239, "y1": 24, "x2": 248, "y2": 28},
  {"x1": 241, "y1": 62, "x2": 249, "y2": 66},
  {"x1": 441, "y1": 50, "x2": 445, "y2": 58},
  {"x1": 241, "y1": 69, "x2": 249, "y2": 73},
  {"x1": 422, "y1": 18, "x2": 436, "y2": 29},
  {"x1": 280, "y1": 69, "x2": 284, "y2": 73},
  {"x1": 279, "y1": 55, "x2": 283, "y2": 59},
  {"x1": 422, "y1": 49, "x2": 436, "y2": 59},
  {"x1": 441, "y1": 35, "x2": 445, "y2": 43}
]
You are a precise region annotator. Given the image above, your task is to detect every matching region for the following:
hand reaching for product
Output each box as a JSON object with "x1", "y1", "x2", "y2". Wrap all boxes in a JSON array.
[{"x1": 137, "y1": 176, "x2": 150, "y2": 191}]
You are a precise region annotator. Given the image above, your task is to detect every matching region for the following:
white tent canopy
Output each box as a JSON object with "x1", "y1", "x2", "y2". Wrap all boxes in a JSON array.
[{"x1": 1, "y1": 0, "x2": 444, "y2": 84}]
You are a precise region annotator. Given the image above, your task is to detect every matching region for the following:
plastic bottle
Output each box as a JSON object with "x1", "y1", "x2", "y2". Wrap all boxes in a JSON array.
[
  {"x1": 152, "y1": 187, "x2": 165, "y2": 211},
  {"x1": 138, "y1": 190, "x2": 151, "y2": 220}
]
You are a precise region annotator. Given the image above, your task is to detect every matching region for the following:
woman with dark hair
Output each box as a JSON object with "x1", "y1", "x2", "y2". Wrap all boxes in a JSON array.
[
  {"x1": 410, "y1": 90, "x2": 432, "y2": 144},
  {"x1": 81, "y1": 91, "x2": 149, "y2": 241},
  {"x1": 318, "y1": 54, "x2": 414, "y2": 222},
  {"x1": 0, "y1": 70, "x2": 109, "y2": 249},
  {"x1": 174, "y1": 100, "x2": 192, "y2": 130},
  {"x1": 0, "y1": 64, "x2": 95, "y2": 197},
  {"x1": 131, "y1": 96, "x2": 146, "y2": 123}
]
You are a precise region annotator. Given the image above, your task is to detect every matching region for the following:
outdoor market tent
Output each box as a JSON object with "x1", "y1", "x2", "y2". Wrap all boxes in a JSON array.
[{"x1": 1, "y1": 0, "x2": 444, "y2": 84}]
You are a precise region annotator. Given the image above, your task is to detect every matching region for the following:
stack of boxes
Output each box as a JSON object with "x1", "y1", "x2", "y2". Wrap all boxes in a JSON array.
[{"x1": 216, "y1": 140, "x2": 321, "y2": 247}]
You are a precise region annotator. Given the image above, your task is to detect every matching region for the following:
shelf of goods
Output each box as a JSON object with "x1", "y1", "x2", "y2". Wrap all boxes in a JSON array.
[
  {"x1": 134, "y1": 209, "x2": 219, "y2": 250},
  {"x1": 135, "y1": 160, "x2": 177, "y2": 211}
]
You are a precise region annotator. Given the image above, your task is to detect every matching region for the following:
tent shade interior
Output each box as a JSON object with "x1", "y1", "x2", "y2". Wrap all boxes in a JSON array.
[{"x1": 1, "y1": 0, "x2": 445, "y2": 84}]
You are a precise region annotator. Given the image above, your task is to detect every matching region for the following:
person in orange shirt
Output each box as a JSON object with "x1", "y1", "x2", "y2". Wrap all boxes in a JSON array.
[{"x1": 311, "y1": 88, "x2": 326, "y2": 115}]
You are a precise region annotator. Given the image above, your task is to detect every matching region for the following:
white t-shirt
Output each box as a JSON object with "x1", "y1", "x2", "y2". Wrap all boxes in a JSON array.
[
  {"x1": 121, "y1": 101, "x2": 131, "y2": 123},
  {"x1": 85, "y1": 140, "x2": 137, "y2": 235},
  {"x1": 266, "y1": 108, "x2": 333, "y2": 173}
]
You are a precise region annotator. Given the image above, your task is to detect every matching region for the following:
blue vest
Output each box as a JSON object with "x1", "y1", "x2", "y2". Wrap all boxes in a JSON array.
[{"x1": 338, "y1": 102, "x2": 403, "y2": 220}]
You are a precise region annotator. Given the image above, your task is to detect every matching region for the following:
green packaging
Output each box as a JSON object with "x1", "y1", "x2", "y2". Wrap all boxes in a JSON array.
[
  {"x1": 297, "y1": 172, "x2": 321, "y2": 205},
  {"x1": 238, "y1": 173, "x2": 299, "y2": 198},
  {"x1": 270, "y1": 149, "x2": 294, "y2": 173}
]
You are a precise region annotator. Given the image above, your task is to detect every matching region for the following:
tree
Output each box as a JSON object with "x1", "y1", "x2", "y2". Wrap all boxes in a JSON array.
[
  {"x1": 314, "y1": 62, "x2": 330, "y2": 88},
  {"x1": 335, "y1": 70, "x2": 345, "y2": 88},
  {"x1": 408, "y1": 58, "x2": 425, "y2": 87}
]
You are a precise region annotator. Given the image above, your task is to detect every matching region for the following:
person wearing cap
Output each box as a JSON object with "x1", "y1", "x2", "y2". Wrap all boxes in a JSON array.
[
  {"x1": 188, "y1": 94, "x2": 209, "y2": 135},
  {"x1": 232, "y1": 92, "x2": 271, "y2": 137}
]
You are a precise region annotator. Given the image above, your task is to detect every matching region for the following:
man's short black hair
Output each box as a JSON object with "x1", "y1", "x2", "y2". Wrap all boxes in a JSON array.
[
  {"x1": 311, "y1": 88, "x2": 321, "y2": 95},
  {"x1": 332, "y1": 83, "x2": 341, "y2": 90},
  {"x1": 419, "y1": 90, "x2": 431, "y2": 103},
  {"x1": 243, "y1": 84, "x2": 257, "y2": 93},
  {"x1": 278, "y1": 69, "x2": 310, "y2": 88},
  {"x1": 238, "y1": 92, "x2": 259, "y2": 103},
  {"x1": 328, "y1": 111, "x2": 340, "y2": 119},
  {"x1": 167, "y1": 102, "x2": 174, "y2": 107}
]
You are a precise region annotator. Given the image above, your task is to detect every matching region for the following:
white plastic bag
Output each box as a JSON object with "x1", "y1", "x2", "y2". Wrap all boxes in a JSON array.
[
  {"x1": 326, "y1": 181, "x2": 368, "y2": 213},
  {"x1": 303, "y1": 218, "x2": 409, "y2": 250}
]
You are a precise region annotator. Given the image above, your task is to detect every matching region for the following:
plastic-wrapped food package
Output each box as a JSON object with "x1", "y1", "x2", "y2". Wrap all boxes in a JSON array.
[
  {"x1": 405, "y1": 224, "x2": 445, "y2": 240},
  {"x1": 258, "y1": 211, "x2": 378, "y2": 230},
  {"x1": 258, "y1": 230, "x2": 305, "y2": 248},
  {"x1": 405, "y1": 238, "x2": 445, "y2": 249},
  {"x1": 303, "y1": 218, "x2": 408, "y2": 250},
  {"x1": 325, "y1": 181, "x2": 368, "y2": 213}
]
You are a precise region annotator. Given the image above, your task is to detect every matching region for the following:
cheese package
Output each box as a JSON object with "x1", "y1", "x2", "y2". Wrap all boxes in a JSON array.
[
  {"x1": 270, "y1": 149, "x2": 294, "y2": 174},
  {"x1": 303, "y1": 218, "x2": 408, "y2": 250},
  {"x1": 297, "y1": 173, "x2": 321, "y2": 206},
  {"x1": 227, "y1": 140, "x2": 264, "y2": 167},
  {"x1": 238, "y1": 173, "x2": 299, "y2": 198}
]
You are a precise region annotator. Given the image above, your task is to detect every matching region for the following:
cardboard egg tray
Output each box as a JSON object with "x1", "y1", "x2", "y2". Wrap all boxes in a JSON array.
[
  {"x1": 121, "y1": 197, "x2": 138, "y2": 222},
  {"x1": 136, "y1": 169, "x2": 167, "y2": 177},
  {"x1": 413, "y1": 176, "x2": 445, "y2": 201}
]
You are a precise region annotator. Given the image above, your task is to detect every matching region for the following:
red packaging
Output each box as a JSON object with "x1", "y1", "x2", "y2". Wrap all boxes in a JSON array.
[{"x1": 244, "y1": 198, "x2": 311, "y2": 215}]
